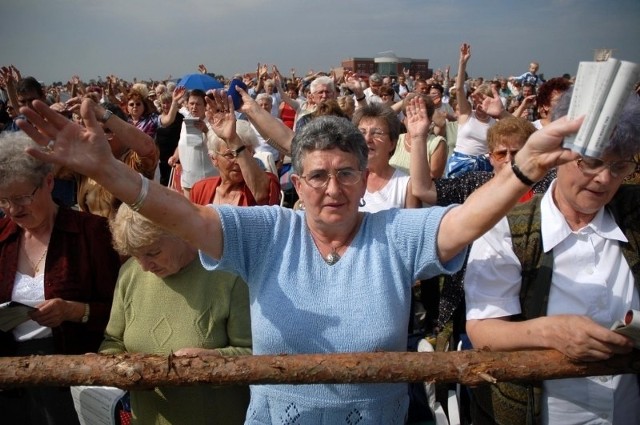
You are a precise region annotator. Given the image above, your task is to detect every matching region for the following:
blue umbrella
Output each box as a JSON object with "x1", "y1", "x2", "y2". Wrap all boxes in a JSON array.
[{"x1": 177, "y1": 73, "x2": 224, "y2": 91}]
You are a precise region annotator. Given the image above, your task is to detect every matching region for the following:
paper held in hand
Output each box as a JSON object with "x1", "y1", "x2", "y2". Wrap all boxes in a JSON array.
[
  {"x1": 563, "y1": 58, "x2": 640, "y2": 158},
  {"x1": 611, "y1": 309, "x2": 640, "y2": 349},
  {"x1": 0, "y1": 301, "x2": 36, "y2": 332}
]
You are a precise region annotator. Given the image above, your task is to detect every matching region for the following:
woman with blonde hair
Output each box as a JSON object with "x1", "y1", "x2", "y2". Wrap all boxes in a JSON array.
[{"x1": 101, "y1": 203, "x2": 252, "y2": 424}]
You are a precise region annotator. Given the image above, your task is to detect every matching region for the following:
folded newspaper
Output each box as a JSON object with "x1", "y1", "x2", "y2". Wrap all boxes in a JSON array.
[
  {"x1": 611, "y1": 309, "x2": 640, "y2": 349},
  {"x1": 563, "y1": 58, "x2": 640, "y2": 158}
]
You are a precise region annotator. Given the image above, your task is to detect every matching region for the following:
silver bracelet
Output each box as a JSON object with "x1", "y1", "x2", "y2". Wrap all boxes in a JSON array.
[{"x1": 129, "y1": 173, "x2": 150, "y2": 212}]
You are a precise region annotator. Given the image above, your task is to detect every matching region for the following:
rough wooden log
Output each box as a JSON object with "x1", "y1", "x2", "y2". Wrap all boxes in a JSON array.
[{"x1": 1, "y1": 349, "x2": 639, "y2": 390}]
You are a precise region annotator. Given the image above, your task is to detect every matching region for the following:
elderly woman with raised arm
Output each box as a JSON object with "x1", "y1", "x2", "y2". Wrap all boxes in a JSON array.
[
  {"x1": 190, "y1": 118, "x2": 281, "y2": 206},
  {"x1": 18, "y1": 94, "x2": 582, "y2": 424}
]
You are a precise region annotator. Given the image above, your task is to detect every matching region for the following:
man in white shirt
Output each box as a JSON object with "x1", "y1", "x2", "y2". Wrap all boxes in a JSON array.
[{"x1": 464, "y1": 91, "x2": 640, "y2": 425}]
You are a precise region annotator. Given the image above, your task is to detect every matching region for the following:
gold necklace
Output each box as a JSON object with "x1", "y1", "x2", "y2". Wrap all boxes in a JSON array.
[
  {"x1": 308, "y1": 215, "x2": 362, "y2": 266},
  {"x1": 23, "y1": 244, "x2": 48, "y2": 275}
]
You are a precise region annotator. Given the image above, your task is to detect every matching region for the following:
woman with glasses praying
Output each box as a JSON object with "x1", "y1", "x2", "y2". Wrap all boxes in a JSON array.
[
  {"x1": 0, "y1": 131, "x2": 120, "y2": 424},
  {"x1": 19, "y1": 92, "x2": 584, "y2": 424},
  {"x1": 464, "y1": 89, "x2": 640, "y2": 425},
  {"x1": 190, "y1": 119, "x2": 281, "y2": 206},
  {"x1": 352, "y1": 102, "x2": 421, "y2": 212}
]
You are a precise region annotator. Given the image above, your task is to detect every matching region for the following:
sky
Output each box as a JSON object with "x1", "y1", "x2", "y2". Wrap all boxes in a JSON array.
[{"x1": 2, "y1": 0, "x2": 639, "y2": 85}]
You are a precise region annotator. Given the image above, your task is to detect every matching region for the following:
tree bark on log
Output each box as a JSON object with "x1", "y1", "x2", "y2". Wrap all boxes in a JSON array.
[{"x1": 1, "y1": 349, "x2": 639, "y2": 389}]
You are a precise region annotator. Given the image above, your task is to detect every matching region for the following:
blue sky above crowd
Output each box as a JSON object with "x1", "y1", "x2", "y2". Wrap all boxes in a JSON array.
[{"x1": 3, "y1": 0, "x2": 639, "y2": 85}]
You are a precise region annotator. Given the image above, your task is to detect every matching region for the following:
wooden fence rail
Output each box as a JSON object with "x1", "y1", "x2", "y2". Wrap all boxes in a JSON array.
[{"x1": 1, "y1": 349, "x2": 639, "y2": 390}]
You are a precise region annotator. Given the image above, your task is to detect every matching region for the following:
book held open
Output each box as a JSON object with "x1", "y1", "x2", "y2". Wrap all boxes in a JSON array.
[{"x1": 563, "y1": 58, "x2": 640, "y2": 158}]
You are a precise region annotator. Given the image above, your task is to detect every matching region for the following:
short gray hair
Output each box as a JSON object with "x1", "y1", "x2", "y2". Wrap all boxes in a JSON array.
[
  {"x1": 255, "y1": 93, "x2": 273, "y2": 106},
  {"x1": 310, "y1": 76, "x2": 335, "y2": 94},
  {"x1": 207, "y1": 120, "x2": 259, "y2": 154},
  {"x1": 0, "y1": 131, "x2": 53, "y2": 190},
  {"x1": 369, "y1": 73, "x2": 383, "y2": 84},
  {"x1": 291, "y1": 115, "x2": 368, "y2": 175}
]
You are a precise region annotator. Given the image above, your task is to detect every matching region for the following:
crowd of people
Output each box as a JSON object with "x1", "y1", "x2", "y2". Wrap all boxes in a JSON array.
[{"x1": 1, "y1": 43, "x2": 640, "y2": 425}]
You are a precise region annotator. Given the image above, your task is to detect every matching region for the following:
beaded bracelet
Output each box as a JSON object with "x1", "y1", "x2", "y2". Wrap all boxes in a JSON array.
[
  {"x1": 129, "y1": 173, "x2": 150, "y2": 212},
  {"x1": 511, "y1": 158, "x2": 537, "y2": 186}
]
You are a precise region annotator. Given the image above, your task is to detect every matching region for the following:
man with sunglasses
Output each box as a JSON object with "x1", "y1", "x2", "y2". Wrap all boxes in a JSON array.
[{"x1": 465, "y1": 90, "x2": 640, "y2": 424}]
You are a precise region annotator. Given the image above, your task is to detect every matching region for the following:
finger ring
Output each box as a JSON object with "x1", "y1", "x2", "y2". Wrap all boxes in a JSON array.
[{"x1": 47, "y1": 140, "x2": 55, "y2": 150}]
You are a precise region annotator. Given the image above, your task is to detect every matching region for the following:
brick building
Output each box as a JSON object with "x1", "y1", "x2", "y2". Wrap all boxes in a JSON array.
[{"x1": 341, "y1": 51, "x2": 431, "y2": 79}]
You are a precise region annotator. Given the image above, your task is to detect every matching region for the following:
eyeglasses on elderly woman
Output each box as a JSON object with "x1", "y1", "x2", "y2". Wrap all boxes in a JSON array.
[
  {"x1": 0, "y1": 184, "x2": 41, "y2": 208},
  {"x1": 300, "y1": 168, "x2": 362, "y2": 189},
  {"x1": 576, "y1": 157, "x2": 639, "y2": 178},
  {"x1": 490, "y1": 149, "x2": 520, "y2": 162}
]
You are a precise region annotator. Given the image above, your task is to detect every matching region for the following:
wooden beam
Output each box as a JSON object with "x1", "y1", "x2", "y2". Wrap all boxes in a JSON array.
[{"x1": 1, "y1": 349, "x2": 639, "y2": 389}]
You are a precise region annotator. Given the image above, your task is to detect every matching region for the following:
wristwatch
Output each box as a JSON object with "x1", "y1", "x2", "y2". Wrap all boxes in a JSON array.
[
  {"x1": 98, "y1": 109, "x2": 113, "y2": 123},
  {"x1": 231, "y1": 145, "x2": 246, "y2": 158},
  {"x1": 81, "y1": 303, "x2": 90, "y2": 323}
]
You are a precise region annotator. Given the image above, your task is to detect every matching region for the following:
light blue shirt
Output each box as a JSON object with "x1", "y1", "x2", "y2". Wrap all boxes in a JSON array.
[{"x1": 200, "y1": 205, "x2": 466, "y2": 424}]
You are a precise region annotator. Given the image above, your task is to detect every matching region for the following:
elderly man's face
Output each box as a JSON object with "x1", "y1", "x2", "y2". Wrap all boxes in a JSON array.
[
  {"x1": 257, "y1": 98, "x2": 272, "y2": 113},
  {"x1": 312, "y1": 84, "x2": 335, "y2": 104},
  {"x1": 555, "y1": 153, "x2": 634, "y2": 220},
  {"x1": 369, "y1": 80, "x2": 382, "y2": 95}
]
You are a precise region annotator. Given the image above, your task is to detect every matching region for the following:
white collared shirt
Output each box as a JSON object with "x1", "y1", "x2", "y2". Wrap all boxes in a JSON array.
[{"x1": 465, "y1": 181, "x2": 640, "y2": 425}]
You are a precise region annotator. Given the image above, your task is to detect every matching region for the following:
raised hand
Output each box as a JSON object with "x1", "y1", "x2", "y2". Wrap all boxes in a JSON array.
[
  {"x1": 172, "y1": 86, "x2": 186, "y2": 103},
  {"x1": 0, "y1": 66, "x2": 17, "y2": 86},
  {"x1": 478, "y1": 86, "x2": 506, "y2": 118},
  {"x1": 259, "y1": 63, "x2": 268, "y2": 77},
  {"x1": 514, "y1": 115, "x2": 583, "y2": 181},
  {"x1": 204, "y1": 90, "x2": 237, "y2": 142},
  {"x1": 17, "y1": 99, "x2": 115, "y2": 178},
  {"x1": 405, "y1": 96, "x2": 431, "y2": 145},
  {"x1": 198, "y1": 64, "x2": 208, "y2": 74},
  {"x1": 271, "y1": 64, "x2": 281, "y2": 78},
  {"x1": 10, "y1": 65, "x2": 22, "y2": 81},
  {"x1": 460, "y1": 43, "x2": 471, "y2": 65}
]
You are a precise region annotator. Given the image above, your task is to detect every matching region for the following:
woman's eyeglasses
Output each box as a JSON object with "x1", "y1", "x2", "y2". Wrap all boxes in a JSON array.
[
  {"x1": 359, "y1": 128, "x2": 388, "y2": 141},
  {"x1": 300, "y1": 169, "x2": 362, "y2": 189},
  {"x1": 576, "y1": 157, "x2": 639, "y2": 178},
  {"x1": 128, "y1": 102, "x2": 142, "y2": 107},
  {"x1": 0, "y1": 185, "x2": 41, "y2": 208},
  {"x1": 491, "y1": 149, "x2": 519, "y2": 162}
]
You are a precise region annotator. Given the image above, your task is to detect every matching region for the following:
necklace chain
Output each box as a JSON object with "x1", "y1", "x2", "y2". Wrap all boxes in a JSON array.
[
  {"x1": 308, "y1": 215, "x2": 361, "y2": 266},
  {"x1": 23, "y1": 245, "x2": 48, "y2": 274},
  {"x1": 22, "y1": 236, "x2": 50, "y2": 275}
]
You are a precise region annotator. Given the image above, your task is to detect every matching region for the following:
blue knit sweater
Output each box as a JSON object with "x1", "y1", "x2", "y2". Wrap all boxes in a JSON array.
[{"x1": 201, "y1": 205, "x2": 465, "y2": 424}]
